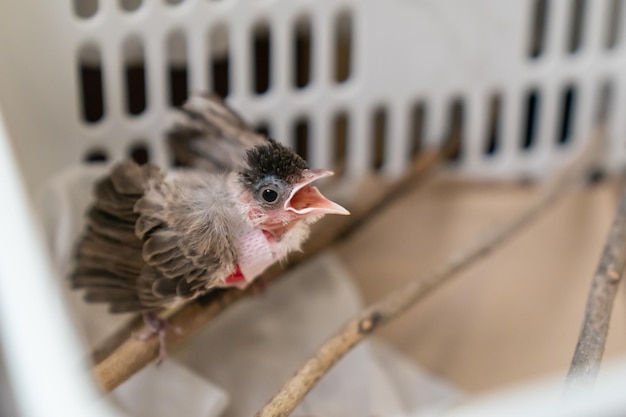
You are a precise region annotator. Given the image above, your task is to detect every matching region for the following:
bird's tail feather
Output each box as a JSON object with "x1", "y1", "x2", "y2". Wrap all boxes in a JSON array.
[{"x1": 70, "y1": 161, "x2": 163, "y2": 313}]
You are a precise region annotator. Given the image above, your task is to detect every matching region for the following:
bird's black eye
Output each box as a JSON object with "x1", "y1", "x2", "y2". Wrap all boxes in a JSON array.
[{"x1": 262, "y1": 188, "x2": 278, "y2": 202}]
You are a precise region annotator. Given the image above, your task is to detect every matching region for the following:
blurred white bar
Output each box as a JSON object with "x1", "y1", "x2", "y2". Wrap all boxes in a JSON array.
[
  {"x1": 439, "y1": 355, "x2": 626, "y2": 417},
  {"x1": 0, "y1": 109, "x2": 122, "y2": 417}
]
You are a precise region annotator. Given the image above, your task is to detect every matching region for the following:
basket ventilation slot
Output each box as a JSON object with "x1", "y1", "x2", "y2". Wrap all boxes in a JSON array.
[
  {"x1": 294, "y1": 16, "x2": 312, "y2": 89},
  {"x1": 211, "y1": 24, "x2": 230, "y2": 98},
  {"x1": 120, "y1": 0, "x2": 142, "y2": 12},
  {"x1": 123, "y1": 36, "x2": 148, "y2": 116},
  {"x1": 371, "y1": 107, "x2": 387, "y2": 171},
  {"x1": 78, "y1": 44, "x2": 105, "y2": 124},
  {"x1": 606, "y1": 0, "x2": 624, "y2": 49},
  {"x1": 253, "y1": 22, "x2": 271, "y2": 95},
  {"x1": 485, "y1": 95, "x2": 502, "y2": 156},
  {"x1": 129, "y1": 142, "x2": 150, "y2": 165},
  {"x1": 522, "y1": 89, "x2": 541, "y2": 150},
  {"x1": 255, "y1": 122, "x2": 271, "y2": 138},
  {"x1": 558, "y1": 84, "x2": 577, "y2": 145},
  {"x1": 568, "y1": 0, "x2": 586, "y2": 53},
  {"x1": 294, "y1": 117, "x2": 310, "y2": 161},
  {"x1": 444, "y1": 99, "x2": 464, "y2": 162},
  {"x1": 528, "y1": 0, "x2": 549, "y2": 58},
  {"x1": 335, "y1": 11, "x2": 352, "y2": 83},
  {"x1": 74, "y1": 0, "x2": 98, "y2": 19},
  {"x1": 84, "y1": 149, "x2": 108, "y2": 163},
  {"x1": 410, "y1": 102, "x2": 427, "y2": 159},
  {"x1": 168, "y1": 30, "x2": 189, "y2": 108},
  {"x1": 333, "y1": 112, "x2": 349, "y2": 177}
]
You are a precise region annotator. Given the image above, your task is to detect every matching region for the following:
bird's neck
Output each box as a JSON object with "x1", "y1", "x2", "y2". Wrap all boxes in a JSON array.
[{"x1": 260, "y1": 219, "x2": 302, "y2": 241}]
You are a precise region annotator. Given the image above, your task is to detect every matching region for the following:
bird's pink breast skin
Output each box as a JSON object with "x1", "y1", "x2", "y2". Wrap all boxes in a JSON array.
[{"x1": 218, "y1": 228, "x2": 279, "y2": 289}]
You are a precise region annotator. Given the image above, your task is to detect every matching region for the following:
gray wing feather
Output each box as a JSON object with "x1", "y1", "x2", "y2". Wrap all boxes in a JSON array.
[
  {"x1": 168, "y1": 93, "x2": 267, "y2": 172},
  {"x1": 71, "y1": 165, "x2": 243, "y2": 312},
  {"x1": 86, "y1": 208, "x2": 140, "y2": 246}
]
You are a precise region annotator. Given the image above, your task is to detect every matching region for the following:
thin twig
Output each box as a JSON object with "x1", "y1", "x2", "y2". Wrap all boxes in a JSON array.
[
  {"x1": 564, "y1": 181, "x2": 626, "y2": 396},
  {"x1": 254, "y1": 136, "x2": 598, "y2": 417},
  {"x1": 91, "y1": 147, "x2": 451, "y2": 392}
]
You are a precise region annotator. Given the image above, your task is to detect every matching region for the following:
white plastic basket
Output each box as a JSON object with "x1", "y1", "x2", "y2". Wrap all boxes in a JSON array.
[
  {"x1": 4, "y1": 0, "x2": 626, "y2": 191},
  {"x1": 2, "y1": 1, "x2": 626, "y2": 416}
]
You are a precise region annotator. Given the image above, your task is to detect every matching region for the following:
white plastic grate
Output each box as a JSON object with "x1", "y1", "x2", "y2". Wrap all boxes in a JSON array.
[{"x1": 2, "y1": 0, "x2": 626, "y2": 189}]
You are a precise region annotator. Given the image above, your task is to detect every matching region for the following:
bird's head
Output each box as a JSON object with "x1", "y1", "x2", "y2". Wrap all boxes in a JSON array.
[{"x1": 239, "y1": 139, "x2": 349, "y2": 238}]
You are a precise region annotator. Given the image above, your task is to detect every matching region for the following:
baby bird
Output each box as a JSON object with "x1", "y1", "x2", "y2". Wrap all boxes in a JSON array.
[{"x1": 70, "y1": 94, "x2": 349, "y2": 357}]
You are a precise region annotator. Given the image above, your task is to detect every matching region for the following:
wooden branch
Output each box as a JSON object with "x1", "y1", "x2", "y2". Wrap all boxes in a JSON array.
[
  {"x1": 564, "y1": 181, "x2": 626, "y2": 396},
  {"x1": 91, "y1": 147, "x2": 450, "y2": 393},
  {"x1": 254, "y1": 138, "x2": 598, "y2": 417}
]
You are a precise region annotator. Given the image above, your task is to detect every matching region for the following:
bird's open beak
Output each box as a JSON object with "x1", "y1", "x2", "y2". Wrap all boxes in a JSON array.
[{"x1": 285, "y1": 169, "x2": 350, "y2": 216}]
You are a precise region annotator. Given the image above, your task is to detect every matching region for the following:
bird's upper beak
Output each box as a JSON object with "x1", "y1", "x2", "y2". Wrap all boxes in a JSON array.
[{"x1": 285, "y1": 169, "x2": 350, "y2": 216}]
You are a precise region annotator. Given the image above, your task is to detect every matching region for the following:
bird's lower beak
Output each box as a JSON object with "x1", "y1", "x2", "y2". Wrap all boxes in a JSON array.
[{"x1": 285, "y1": 169, "x2": 350, "y2": 216}]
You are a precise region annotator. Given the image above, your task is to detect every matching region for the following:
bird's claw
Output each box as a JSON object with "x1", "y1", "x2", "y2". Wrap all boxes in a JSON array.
[{"x1": 136, "y1": 313, "x2": 182, "y2": 364}]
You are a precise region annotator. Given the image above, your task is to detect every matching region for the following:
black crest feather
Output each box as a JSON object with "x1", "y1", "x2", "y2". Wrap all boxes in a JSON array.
[{"x1": 240, "y1": 139, "x2": 307, "y2": 188}]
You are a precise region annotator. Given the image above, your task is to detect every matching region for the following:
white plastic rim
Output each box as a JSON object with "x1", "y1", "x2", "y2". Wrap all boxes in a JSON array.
[{"x1": 0, "y1": 109, "x2": 118, "y2": 416}]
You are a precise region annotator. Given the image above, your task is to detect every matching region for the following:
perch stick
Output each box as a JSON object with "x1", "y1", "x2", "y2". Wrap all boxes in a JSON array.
[
  {"x1": 92, "y1": 146, "x2": 451, "y2": 393},
  {"x1": 564, "y1": 182, "x2": 626, "y2": 395},
  {"x1": 254, "y1": 135, "x2": 599, "y2": 417}
]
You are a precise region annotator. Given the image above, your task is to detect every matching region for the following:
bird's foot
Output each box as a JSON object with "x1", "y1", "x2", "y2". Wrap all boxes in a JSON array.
[{"x1": 136, "y1": 312, "x2": 182, "y2": 364}]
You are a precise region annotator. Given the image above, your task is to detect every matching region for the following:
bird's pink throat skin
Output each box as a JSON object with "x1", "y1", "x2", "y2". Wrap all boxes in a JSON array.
[{"x1": 259, "y1": 169, "x2": 349, "y2": 239}]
